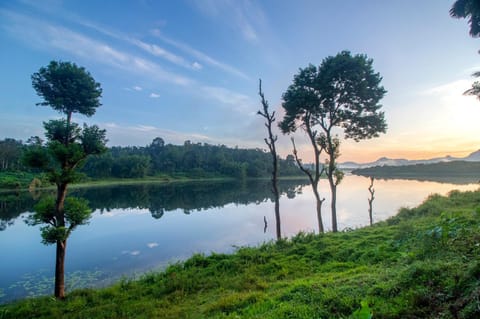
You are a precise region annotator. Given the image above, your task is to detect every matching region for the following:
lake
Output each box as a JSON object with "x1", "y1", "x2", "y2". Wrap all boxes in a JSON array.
[{"x1": 0, "y1": 174, "x2": 478, "y2": 303}]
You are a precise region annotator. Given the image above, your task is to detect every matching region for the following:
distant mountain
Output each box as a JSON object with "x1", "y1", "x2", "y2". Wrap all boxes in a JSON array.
[
  {"x1": 464, "y1": 150, "x2": 480, "y2": 161},
  {"x1": 339, "y1": 150, "x2": 480, "y2": 169}
]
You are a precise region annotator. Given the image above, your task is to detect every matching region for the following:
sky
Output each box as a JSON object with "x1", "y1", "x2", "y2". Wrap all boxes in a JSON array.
[{"x1": 0, "y1": 0, "x2": 479, "y2": 163}]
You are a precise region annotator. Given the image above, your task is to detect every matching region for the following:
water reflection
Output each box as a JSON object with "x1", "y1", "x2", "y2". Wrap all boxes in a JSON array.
[
  {"x1": 0, "y1": 191, "x2": 37, "y2": 231},
  {"x1": 0, "y1": 179, "x2": 308, "y2": 231},
  {"x1": 352, "y1": 172, "x2": 480, "y2": 185},
  {"x1": 0, "y1": 175, "x2": 477, "y2": 303}
]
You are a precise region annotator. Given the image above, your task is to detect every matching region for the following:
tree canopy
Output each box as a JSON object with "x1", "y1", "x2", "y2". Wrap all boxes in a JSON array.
[
  {"x1": 281, "y1": 51, "x2": 387, "y2": 140},
  {"x1": 31, "y1": 61, "x2": 102, "y2": 120},
  {"x1": 450, "y1": 0, "x2": 480, "y2": 37}
]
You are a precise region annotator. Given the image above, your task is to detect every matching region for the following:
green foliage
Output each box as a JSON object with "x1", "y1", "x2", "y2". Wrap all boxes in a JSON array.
[
  {"x1": 39, "y1": 226, "x2": 68, "y2": 245},
  {"x1": 29, "y1": 197, "x2": 56, "y2": 226},
  {"x1": 351, "y1": 301, "x2": 373, "y2": 319},
  {"x1": 26, "y1": 60, "x2": 106, "y2": 298},
  {"x1": 63, "y1": 197, "x2": 92, "y2": 228},
  {"x1": 81, "y1": 139, "x2": 299, "y2": 180},
  {"x1": 2, "y1": 136, "x2": 299, "y2": 187},
  {"x1": 0, "y1": 138, "x2": 24, "y2": 171},
  {"x1": 31, "y1": 61, "x2": 102, "y2": 118},
  {"x1": 0, "y1": 175, "x2": 21, "y2": 189},
  {"x1": 280, "y1": 51, "x2": 386, "y2": 140},
  {"x1": 27, "y1": 196, "x2": 92, "y2": 244},
  {"x1": 23, "y1": 120, "x2": 107, "y2": 186},
  {"x1": 450, "y1": 0, "x2": 480, "y2": 37},
  {"x1": 280, "y1": 51, "x2": 387, "y2": 232}
]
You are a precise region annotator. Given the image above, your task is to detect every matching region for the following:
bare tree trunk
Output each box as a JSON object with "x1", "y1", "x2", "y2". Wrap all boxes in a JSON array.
[
  {"x1": 54, "y1": 239, "x2": 67, "y2": 299},
  {"x1": 273, "y1": 187, "x2": 281, "y2": 239},
  {"x1": 368, "y1": 177, "x2": 375, "y2": 226},
  {"x1": 329, "y1": 176, "x2": 338, "y2": 232},
  {"x1": 312, "y1": 186, "x2": 325, "y2": 233},
  {"x1": 292, "y1": 136, "x2": 325, "y2": 233},
  {"x1": 258, "y1": 80, "x2": 281, "y2": 240}
]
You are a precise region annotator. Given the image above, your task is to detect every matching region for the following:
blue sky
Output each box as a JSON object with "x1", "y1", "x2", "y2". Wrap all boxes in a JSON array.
[{"x1": 0, "y1": 0, "x2": 479, "y2": 162}]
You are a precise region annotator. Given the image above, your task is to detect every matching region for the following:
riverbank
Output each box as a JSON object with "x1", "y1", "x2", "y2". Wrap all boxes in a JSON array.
[
  {"x1": 0, "y1": 171, "x2": 308, "y2": 193},
  {"x1": 1, "y1": 189, "x2": 479, "y2": 318}
]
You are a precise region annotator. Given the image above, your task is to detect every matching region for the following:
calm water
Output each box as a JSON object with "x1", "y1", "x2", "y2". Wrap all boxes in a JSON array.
[{"x1": 0, "y1": 175, "x2": 478, "y2": 302}]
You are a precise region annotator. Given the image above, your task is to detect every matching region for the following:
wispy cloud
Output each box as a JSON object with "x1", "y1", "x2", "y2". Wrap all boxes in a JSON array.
[
  {"x1": 151, "y1": 29, "x2": 249, "y2": 80},
  {"x1": 2, "y1": 8, "x2": 258, "y2": 126},
  {"x1": 422, "y1": 78, "x2": 476, "y2": 101},
  {"x1": 191, "y1": 0, "x2": 265, "y2": 43},
  {"x1": 72, "y1": 18, "x2": 204, "y2": 72},
  {"x1": 149, "y1": 93, "x2": 160, "y2": 98},
  {"x1": 14, "y1": 2, "x2": 196, "y2": 71},
  {"x1": 1, "y1": 10, "x2": 192, "y2": 86},
  {"x1": 192, "y1": 61, "x2": 203, "y2": 70},
  {"x1": 201, "y1": 85, "x2": 255, "y2": 113}
]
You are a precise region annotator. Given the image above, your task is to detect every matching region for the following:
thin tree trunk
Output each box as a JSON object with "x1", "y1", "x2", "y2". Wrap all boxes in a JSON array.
[
  {"x1": 329, "y1": 177, "x2": 338, "y2": 232},
  {"x1": 271, "y1": 150, "x2": 281, "y2": 240},
  {"x1": 368, "y1": 177, "x2": 375, "y2": 226},
  {"x1": 54, "y1": 239, "x2": 67, "y2": 299},
  {"x1": 54, "y1": 182, "x2": 68, "y2": 299},
  {"x1": 258, "y1": 80, "x2": 281, "y2": 240},
  {"x1": 291, "y1": 135, "x2": 325, "y2": 234},
  {"x1": 273, "y1": 186, "x2": 281, "y2": 239},
  {"x1": 312, "y1": 186, "x2": 325, "y2": 233},
  {"x1": 56, "y1": 183, "x2": 68, "y2": 215}
]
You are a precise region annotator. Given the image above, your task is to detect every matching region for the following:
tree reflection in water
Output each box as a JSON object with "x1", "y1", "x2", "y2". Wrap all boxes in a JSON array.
[{"x1": 0, "y1": 179, "x2": 308, "y2": 231}]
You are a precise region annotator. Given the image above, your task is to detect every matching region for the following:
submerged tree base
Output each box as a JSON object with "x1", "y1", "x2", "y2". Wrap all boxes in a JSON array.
[{"x1": 2, "y1": 189, "x2": 480, "y2": 318}]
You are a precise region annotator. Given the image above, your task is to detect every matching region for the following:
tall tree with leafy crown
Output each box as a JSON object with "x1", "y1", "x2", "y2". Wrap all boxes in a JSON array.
[
  {"x1": 24, "y1": 61, "x2": 107, "y2": 299},
  {"x1": 280, "y1": 51, "x2": 387, "y2": 232}
]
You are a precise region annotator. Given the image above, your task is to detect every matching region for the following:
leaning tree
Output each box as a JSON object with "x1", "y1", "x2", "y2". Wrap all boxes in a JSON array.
[
  {"x1": 24, "y1": 61, "x2": 107, "y2": 299},
  {"x1": 279, "y1": 64, "x2": 327, "y2": 233},
  {"x1": 281, "y1": 51, "x2": 387, "y2": 232}
]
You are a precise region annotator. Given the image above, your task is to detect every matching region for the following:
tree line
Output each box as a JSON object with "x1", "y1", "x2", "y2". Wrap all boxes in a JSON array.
[
  {"x1": 0, "y1": 137, "x2": 300, "y2": 182},
  {"x1": 82, "y1": 138, "x2": 299, "y2": 179}
]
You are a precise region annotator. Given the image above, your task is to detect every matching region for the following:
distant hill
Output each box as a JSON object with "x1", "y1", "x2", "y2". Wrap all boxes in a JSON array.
[
  {"x1": 351, "y1": 160, "x2": 480, "y2": 184},
  {"x1": 340, "y1": 150, "x2": 480, "y2": 169}
]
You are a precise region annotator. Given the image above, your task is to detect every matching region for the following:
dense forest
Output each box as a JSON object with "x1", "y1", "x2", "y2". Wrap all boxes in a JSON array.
[{"x1": 0, "y1": 137, "x2": 300, "y2": 187}]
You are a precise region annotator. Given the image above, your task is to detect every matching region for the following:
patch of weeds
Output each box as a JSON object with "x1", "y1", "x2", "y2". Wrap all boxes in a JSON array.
[{"x1": 205, "y1": 291, "x2": 263, "y2": 315}]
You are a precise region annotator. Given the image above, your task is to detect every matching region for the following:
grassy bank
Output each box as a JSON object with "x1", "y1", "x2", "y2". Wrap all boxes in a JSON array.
[
  {"x1": 0, "y1": 172, "x2": 234, "y2": 193},
  {"x1": 1, "y1": 189, "x2": 480, "y2": 318},
  {"x1": 0, "y1": 171, "x2": 307, "y2": 193}
]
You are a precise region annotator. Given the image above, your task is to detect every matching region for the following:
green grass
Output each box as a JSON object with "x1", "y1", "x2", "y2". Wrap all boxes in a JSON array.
[
  {"x1": 0, "y1": 172, "x2": 235, "y2": 192},
  {"x1": 2, "y1": 189, "x2": 480, "y2": 318},
  {"x1": 0, "y1": 171, "x2": 40, "y2": 190}
]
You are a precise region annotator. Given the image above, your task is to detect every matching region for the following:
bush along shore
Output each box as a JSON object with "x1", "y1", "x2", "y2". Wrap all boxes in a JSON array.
[{"x1": 1, "y1": 189, "x2": 480, "y2": 318}]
